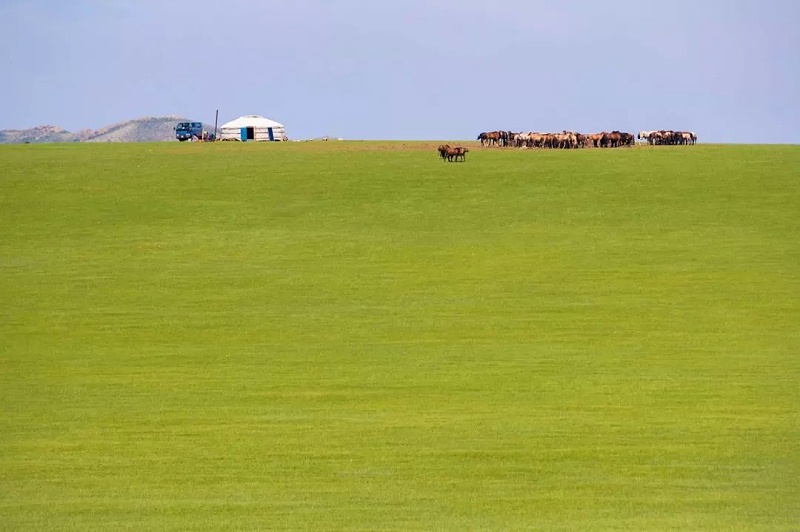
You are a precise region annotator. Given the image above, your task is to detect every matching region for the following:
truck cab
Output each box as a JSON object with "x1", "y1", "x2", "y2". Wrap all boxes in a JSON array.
[{"x1": 175, "y1": 122, "x2": 203, "y2": 141}]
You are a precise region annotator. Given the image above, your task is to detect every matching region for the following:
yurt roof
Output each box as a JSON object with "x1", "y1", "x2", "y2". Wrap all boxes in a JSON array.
[{"x1": 220, "y1": 115, "x2": 284, "y2": 129}]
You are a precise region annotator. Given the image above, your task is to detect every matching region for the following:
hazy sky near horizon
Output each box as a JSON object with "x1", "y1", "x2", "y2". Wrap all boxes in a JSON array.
[{"x1": 1, "y1": 0, "x2": 798, "y2": 142}]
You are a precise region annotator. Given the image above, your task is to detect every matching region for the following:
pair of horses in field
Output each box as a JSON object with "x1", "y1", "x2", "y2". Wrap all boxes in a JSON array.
[{"x1": 437, "y1": 144, "x2": 469, "y2": 162}]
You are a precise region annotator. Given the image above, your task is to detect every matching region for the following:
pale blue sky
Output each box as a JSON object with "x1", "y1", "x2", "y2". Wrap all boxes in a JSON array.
[{"x1": 1, "y1": 0, "x2": 798, "y2": 142}]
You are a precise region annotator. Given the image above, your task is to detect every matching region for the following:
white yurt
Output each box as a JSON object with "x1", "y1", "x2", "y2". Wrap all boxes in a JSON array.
[{"x1": 219, "y1": 115, "x2": 287, "y2": 141}]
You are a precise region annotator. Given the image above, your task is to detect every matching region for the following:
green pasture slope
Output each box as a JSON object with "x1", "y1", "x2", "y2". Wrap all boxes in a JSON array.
[{"x1": 1, "y1": 141, "x2": 798, "y2": 530}]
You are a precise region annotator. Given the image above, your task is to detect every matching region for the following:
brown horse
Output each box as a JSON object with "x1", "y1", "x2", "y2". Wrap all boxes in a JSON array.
[
  {"x1": 446, "y1": 146, "x2": 469, "y2": 162},
  {"x1": 477, "y1": 131, "x2": 502, "y2": 146}
]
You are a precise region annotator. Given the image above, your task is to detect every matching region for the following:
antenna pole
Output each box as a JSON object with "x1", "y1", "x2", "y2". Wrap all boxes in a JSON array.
[{"x1": 214, "y1": 109, "x2": 219, "y2": 140}]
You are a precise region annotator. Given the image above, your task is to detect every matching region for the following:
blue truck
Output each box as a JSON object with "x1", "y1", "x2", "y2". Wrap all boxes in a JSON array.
[{"x1": 175, "y1": 121, "x2": 204, "y2": 141}]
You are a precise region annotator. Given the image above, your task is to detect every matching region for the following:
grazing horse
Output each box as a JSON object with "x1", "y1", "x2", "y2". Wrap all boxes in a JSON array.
[
  {"x1": 620, "y1": 132, "x2": 635, "y2": 147},
  {"x1": 638, "y1": 131, "x2": 656, "y2": 144},
  {"x1": 601, "y1": 131, "x2": 620, "y2": 148},
  {"x1": 500, "y1": 131, "x2": 509, "y2": 147},
  {"x1": 445, "y1": 146, "x2": 469, "y2": 162},
  {"x1": 529, "y1": 133, "x2": 547, "y2": 148},
  {"x1": 437, "y1": 144, "x2": 450, "y2": 160},
  {"x1": 516, "y1": 132, "x2": 531, "y2": 148},
  {"x1": 659, "y1": 130, "x2": 676, "y2": 145},
  {"x1": 586, "y1": 133, "x2": 604, "y2": 148},
  {"x1": 648, "y1": 131, "x2": 663, "y2": 145},
  {"x1": 477, "y1": 131, "x2": 502, "y2": 147}
]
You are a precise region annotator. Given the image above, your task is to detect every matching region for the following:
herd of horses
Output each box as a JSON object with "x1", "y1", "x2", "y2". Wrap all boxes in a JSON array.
[
  {"x1": 637, "y1": 130, "x2": 698, "y2": 145},
  {"x1": 476, "y1": 129, "x2": 697, "y2": 149},
  {"x1": 437, "y1": 144, "x2": 469, "y2": 162},
  {"x1": 437, "y1": 129, "x2": 698, "y2": 161}
]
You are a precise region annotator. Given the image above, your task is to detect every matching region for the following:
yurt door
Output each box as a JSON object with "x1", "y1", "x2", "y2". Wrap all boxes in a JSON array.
[
  {"x1": 240, "y1": 127, "x2": 247, "y2": 141},
  {"x1": 268, "y1": 127, "x2": 274, "y2": 141}
]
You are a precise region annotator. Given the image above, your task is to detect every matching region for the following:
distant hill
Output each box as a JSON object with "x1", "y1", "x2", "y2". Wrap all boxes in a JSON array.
[
  {"x1": 0, "y1": 116, "x2": 214, "y2": 143},
  {"x1": 0, "y1": 125, "x2": 79, "y2": 144}
]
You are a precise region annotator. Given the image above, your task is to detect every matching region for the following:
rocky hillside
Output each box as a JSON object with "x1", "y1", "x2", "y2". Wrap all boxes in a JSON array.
[
  {"x1": 0, "y1": 116, "x2": 212, "y2": 143},
  {"x1": 0, "y1": 125, "x2": 79, "y2": 144}
]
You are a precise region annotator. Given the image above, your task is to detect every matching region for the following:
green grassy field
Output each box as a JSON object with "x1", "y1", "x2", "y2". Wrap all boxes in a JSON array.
[{"x1": 1, "y1": 141, "x2": 798, "y2": 530}]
